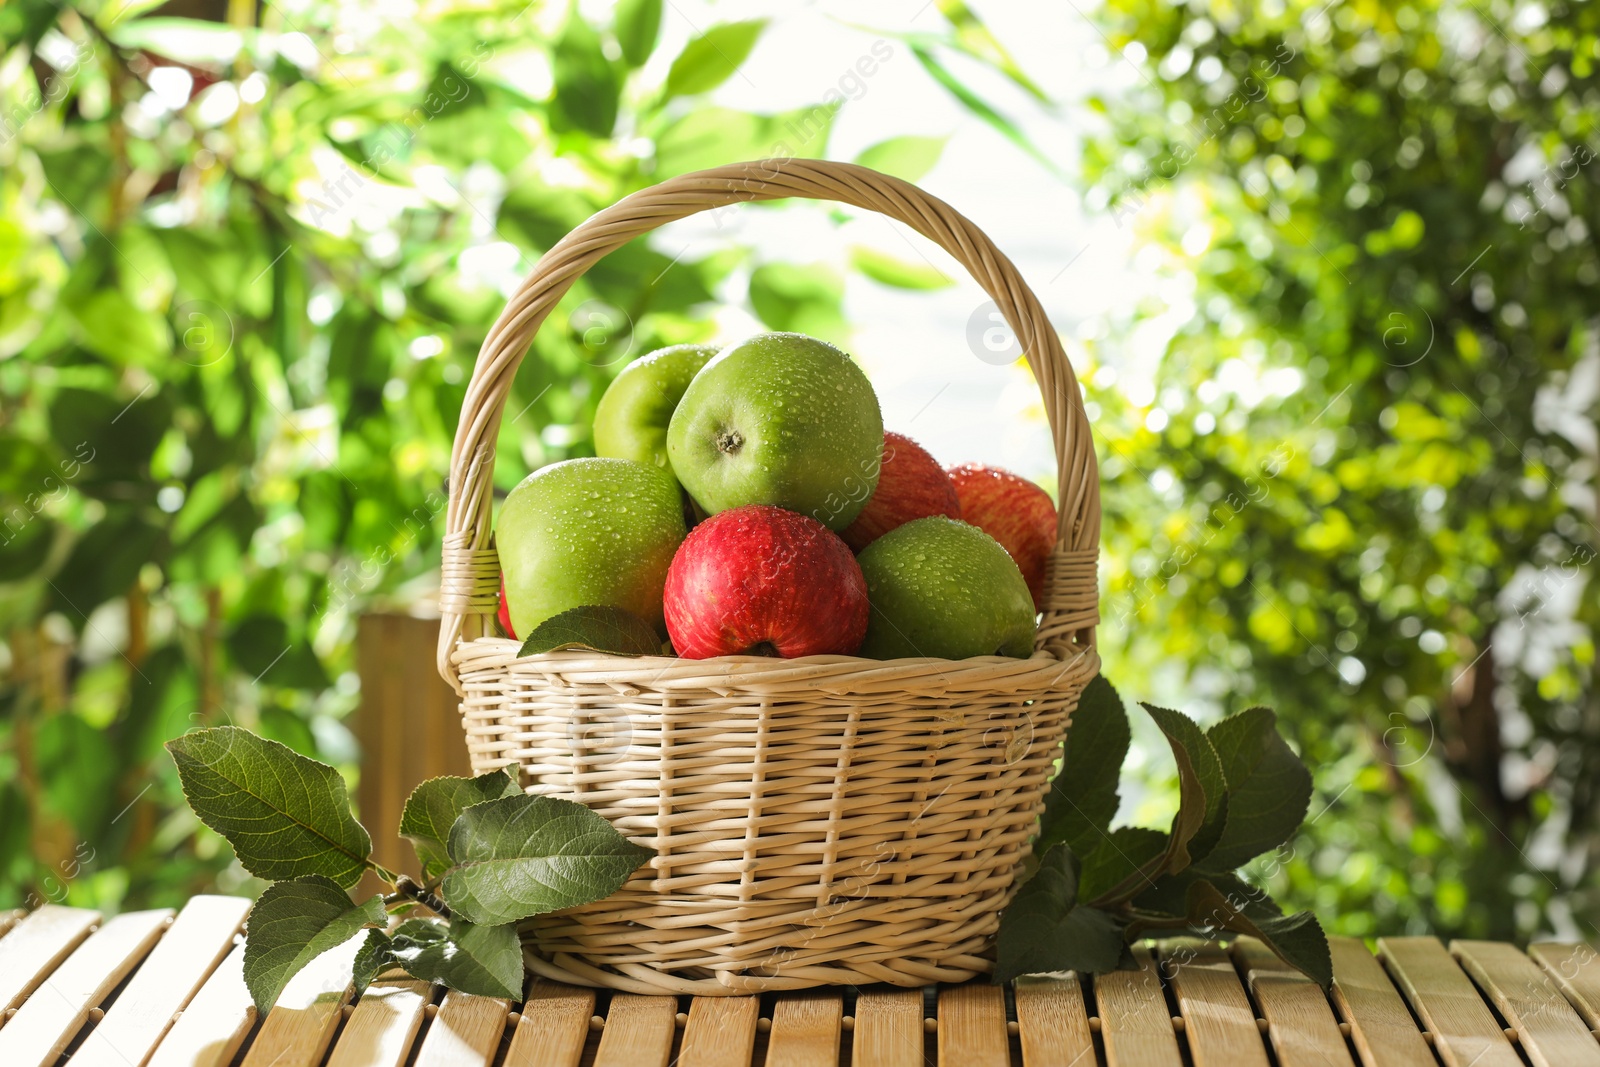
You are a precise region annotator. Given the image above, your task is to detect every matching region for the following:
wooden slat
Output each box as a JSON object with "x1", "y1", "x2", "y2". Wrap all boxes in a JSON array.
[
  {"x1": 937, "y1": 984, "x2": 1007, "y2": 1067},
  {"x1": 1014, "y1": 973, "x2": 1095, "y2": 1067},
  {"x1": 0, "y1": 905, "x2": 101, "y2": 1013},
  {"x1": 1378, "y1": 936, "x2": 1520, "y2": 1067},
  {"x1": 72, "y1": 895, "x2": 250, "y2": 1067},
  {"x1": 677, "y1": 995, "x2": 759, "y2": 1067},
  {"x1": 502, "y1": 981, "x2": 595, "y2": 1067},
  {"x1": 325, "y1": 977, "x2": 431, "y2": 1067},
  {"x1": 1529, "y1": 942, "x2": 1600, "y2": 1030},
  {"x1": 1454, "y1": 939, "x2": 1600, "y2": 1067},
  {"x1": 239, "y1": 932, "x2": 363, "y2": 1067},
  {"x1": 413, "y1": 990, "x2": 511, "y2": 1067},
  {"x1": 1094, "y1": 946, "x2": 1183, "y2": 1067},
  {"x1": 1163, "y1": 941, "x2": 1270, "y2": 1067},
  {"x1": 1232, "y1": 937, "x2": 1355, "y2": 1067},
  {"x1": 146, "y1": 942, "x2": 255, "y2": 1067},
  {"x1": 1326, "y1": 937, "x2": 1435, "y2": 1067},
  {"x1": 0, "y1": 908, "x2": 171, "y2": 1067},
  {"x1": 591, "y1": 994, "x2": 675, "y2": 1067},
  {"x1": 768, "y1": 989, "x2": 843, "y2": 1067},
  {"x1": 851, "y1": 987, "x2": 923, "y2": 1067}
]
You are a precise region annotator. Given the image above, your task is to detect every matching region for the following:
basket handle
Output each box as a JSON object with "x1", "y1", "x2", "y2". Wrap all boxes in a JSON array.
[{"x1": 438, "y1": 158, "x2": 1101, "y2": 691}]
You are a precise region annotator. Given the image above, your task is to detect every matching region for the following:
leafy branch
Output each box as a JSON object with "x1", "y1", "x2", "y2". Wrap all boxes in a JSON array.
[
  {"x1": 996, "y1": 676, "x2": 1331, "y2": 988},
  {"x1": 166, "y1": 727, "x2": 651, "y2": 1010}
]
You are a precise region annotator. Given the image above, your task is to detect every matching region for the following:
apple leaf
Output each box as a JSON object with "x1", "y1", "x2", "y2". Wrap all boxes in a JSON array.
[
  {"x1": 1140, "y1": 703, "x2": 1228, "y2": 875},
  {"x1": 994, "y1": 845, "x2": 1127, "y2": 983},
  {"x1": 1200, "y1": 707, "x2": 1313, "y2": 871},
  {"x1": 1079, "y1": 826, "x2": 1169, "y2": 906},
  {"x1": 1039, "y1": 675, "x2": 1130, "y2": 859},
  {"x1": 352, "y1": 928, "x2": 402, "y2": 996},
  {"x1": 1183, "y1": 879, "x2": 1332, "y2": 990},
  {"x1": 1132, "y1": 868, "x2": 1282, "y2": 921},
  {"x1": 401, "y1": 771, "x2": 522, "y2": 881},
  {"x1": 242, "y1": 876, "x2": 386, "y2": 1012},
  {"x1": 664, "y1": 20, "x2": 765, "y2": 97},
  {"x1": 441, "y1": 793, "x2": 653, "y2": 926},
  {"x1": 517, "y1": 605, "x2": 663, "y2": 658},
  {"x1": 165, "y1": 726, "x2": 373, "y2": 888},
  {"x1": 385, "y1": 917, "x2": 525, "y2": 1000},
  {"x1": 1003, "y1": 677, "x2": 1328, "y2": 989}
]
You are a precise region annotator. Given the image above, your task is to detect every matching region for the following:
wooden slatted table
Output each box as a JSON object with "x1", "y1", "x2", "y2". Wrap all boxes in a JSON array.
[{"x1": 5, "y1": 897, "x2": 1600, "y2": 1066}]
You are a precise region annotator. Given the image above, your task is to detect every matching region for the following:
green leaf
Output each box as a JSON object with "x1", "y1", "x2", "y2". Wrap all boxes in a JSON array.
[
  {"x1": 400, "y1": 771, "x2": 522, "y2": 881},
  {"x1": 1141, "y1": 703, "x2": 1227, "y2": 873},
  {"x1": 995, "y1": 845, "x2": 1127, "y2": 983},
  {"x1": 70, "y1": 290, "x2": 171, "y2": 368},
  {"x1": 1183, "y1": 879, "x2": 1332, "y2": 990},
  {"x1": 47, "y1": 509, "x2": 165, "y2": 621},
  {"x1": 108, "y1": 17, "x2": 244, "y2": 65},
  {"x1": 0, "y1": 0, "x2": 64, "y2": 48},
  {"x1": 0, "y1": 516, "x2": 53, "y2": 581},
  {"x1": 227, "y1": 615, "x2": 330, "y2": 690},
  {"x1": 1132, "y1": 869, "x2": 1282, "y2": 921},
  {"x1": 1200, "y1": 707, "x2": 1313, "y2": 871},
  {"x1": 426, "y1": 61, "x2": 488, "y2": 117},
  {"x1": 516, "y1": 605, "x2": 663, "y2": 657},
  {"x1": 909, "y1": 45, "x2": 1062, "y2": 178},
  {"x1": 1079, "y1": 826, "x2": 1169, "y2": 905},
  {"x1": 653, "y1": 106, "x2": 835, "y2": 178},
  {"x1": 442, "y1": 793, "x2": 652, "y2": 927},
  {"x1": 853, "y1": 135, "x2": 947, "y2": 183},
  {"x1": 550, "y1": 12, "x2": 620, "y2": 136},
  {"x1": 165, "y1": 727, "x2": 373, "y2": 888},
  {"x1": 614, "y1": 0, "x2": 662, "y2": 66},
  {"x1": 932, "y1": 0, "x2": 1050, "y2": 102},
  {"x1": 665, "y1": 20, "x2": 766, "y2": 97},
  {"x1": 242, "y1": 876, "x2": 386, "y2": 1013},
  {"x1": 848, "y1": 246, "x2": 952, "y2": 290},
  {"x1": 387, "y1": 917, "x2": 524, "y2": 1000},
  {"x1": 1039, "y1": 675, "x2": 1130, "y2": 858},
  {"x1": 352, "y1": 929, "x2": 401, "y2": 995},
  {"x1": 747, "y1": 262, "x2": 848, "y2": 347}
]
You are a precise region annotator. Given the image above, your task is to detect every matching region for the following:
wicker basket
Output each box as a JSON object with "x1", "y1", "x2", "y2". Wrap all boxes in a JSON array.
[{"x1": 436, "y1": 158, "x2": 1101, "y2": 995}]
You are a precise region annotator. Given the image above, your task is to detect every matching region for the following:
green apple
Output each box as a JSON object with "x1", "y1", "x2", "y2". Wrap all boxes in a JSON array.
[
  {"x1": 666, "y1": 332, "x2": 883, "y2": 531},
  {"x1": 496, "y1": 457, "x2": 687, "y2": 636},
  {"x1": 593, "y1": 343, "x2": 720, "y2": 487},
  {"x1": 856, "y1": 516, "x2": 1037, "y2": 659}
]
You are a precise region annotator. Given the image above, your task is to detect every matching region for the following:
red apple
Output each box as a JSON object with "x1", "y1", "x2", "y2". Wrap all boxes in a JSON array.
[
  {"x1": 946, "y1": 464, "x2": 1057, "y2": 610},
  {"x1": 497, "y1": 575, "x2": 516, "y2": 639},
  {"x1": 840, "y1": 431, "x2": 962, "y2": 552},
  {"x1": 664, "y1": 505, "x2": 869, "y2": 659}
]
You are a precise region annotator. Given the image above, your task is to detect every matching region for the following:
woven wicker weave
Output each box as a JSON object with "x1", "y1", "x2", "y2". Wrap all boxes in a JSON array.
[{"x1": 437, "y1": 158, "x2": 1101, "y2": 995}]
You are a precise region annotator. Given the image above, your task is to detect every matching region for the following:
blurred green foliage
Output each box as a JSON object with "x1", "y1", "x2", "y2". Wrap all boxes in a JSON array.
[
  {"x1": 0, "y1": 0, "x2": 920, "y2": 910},
  {"x1": 1084, "y1": 0, "x2": 1600, "y2": 940}
]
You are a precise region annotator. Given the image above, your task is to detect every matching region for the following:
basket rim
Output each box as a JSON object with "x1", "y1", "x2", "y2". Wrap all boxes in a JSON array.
[
  {"x1": 452, "y1": 634, "x2": 1099, "y2": 695},
  {"x1": 457, "y1": 634, "x2": 1085, "y2": 670}
]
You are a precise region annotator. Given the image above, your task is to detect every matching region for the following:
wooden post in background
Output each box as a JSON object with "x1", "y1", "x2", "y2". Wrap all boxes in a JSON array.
[{"x1": 355, "y1": 612, "x2": 473, "y2": 891}]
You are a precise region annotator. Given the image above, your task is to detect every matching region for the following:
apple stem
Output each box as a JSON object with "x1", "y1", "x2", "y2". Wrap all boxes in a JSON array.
[{"x1": 715, "y1": 430, "x2": 744, "y2": 455}]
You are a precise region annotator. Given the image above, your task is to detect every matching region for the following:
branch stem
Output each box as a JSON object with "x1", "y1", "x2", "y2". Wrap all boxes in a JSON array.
[{"x1": 391, "y1": 874, "x2": 451, "y2": 918}]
